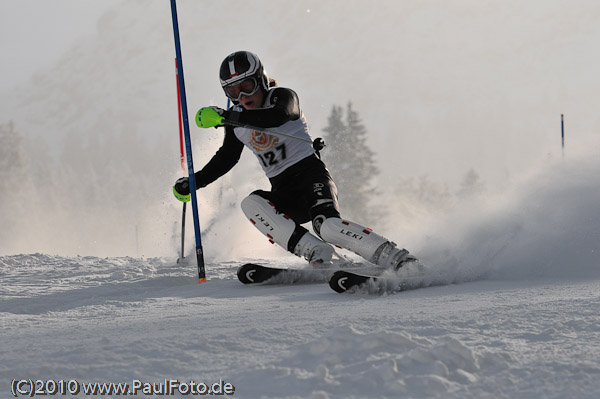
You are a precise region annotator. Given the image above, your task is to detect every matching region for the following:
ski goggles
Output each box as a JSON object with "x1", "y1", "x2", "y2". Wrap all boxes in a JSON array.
[{"x1": 223, "y1": 77, "x2": 259, "y2": 101}]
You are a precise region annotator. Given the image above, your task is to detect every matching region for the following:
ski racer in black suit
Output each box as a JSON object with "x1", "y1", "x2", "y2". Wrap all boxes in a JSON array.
[{"x1": 173, "y1": 51, "x2": 415, "y2": 269}]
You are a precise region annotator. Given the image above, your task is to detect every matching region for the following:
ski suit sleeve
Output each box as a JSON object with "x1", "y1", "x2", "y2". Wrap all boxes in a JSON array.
[
  {"x1": 193, "y1": 126, "x2": 244, "y2": 188},
  {"x1": 228, "y1": 87, "x2": 301, "y2": 128}
]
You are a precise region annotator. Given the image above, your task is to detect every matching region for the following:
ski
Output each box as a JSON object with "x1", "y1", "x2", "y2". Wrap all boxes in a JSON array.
[
  {"x1": 237, "y1": 261, "x2": 386, "y2": 286},
  {"x1": 237, "y1": 263, "x2": 332, "y2": 285},
  {"x1": 329, "y1": 270, "x2": 373, "y2": 293},
  {"x1": 329, "y1": 262, "x2": 444, "y2": 294}
]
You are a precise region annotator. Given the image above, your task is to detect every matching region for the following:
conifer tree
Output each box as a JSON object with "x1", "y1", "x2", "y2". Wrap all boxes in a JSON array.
[
  {"x1": 0, "y1": 121, "x2": 27, "y2": 246},
  {"x1": 322, "y1": 102, "x2": 380, "y2": 222},
  {"x1": 0, "y1": 121, "x2": 24, "y2": 177}
]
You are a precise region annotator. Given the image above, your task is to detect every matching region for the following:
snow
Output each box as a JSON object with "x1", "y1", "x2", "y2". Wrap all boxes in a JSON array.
[
  {"x1": 2, "y1": 157, "x2": 600, "y2": 398},
  {"x1": 2, "y1": 258, "x2": 599, "y2": 398}
]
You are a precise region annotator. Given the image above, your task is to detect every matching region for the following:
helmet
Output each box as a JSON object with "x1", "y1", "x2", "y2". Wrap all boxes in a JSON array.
[{"x1": 219, "y1": 51, "x2": 269, "y2": 101}]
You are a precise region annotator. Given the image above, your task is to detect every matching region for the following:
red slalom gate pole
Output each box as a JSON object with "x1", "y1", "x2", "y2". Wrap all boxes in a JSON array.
[{"x1": 176, "y1": 59, "x2": 186, "y2": 172}]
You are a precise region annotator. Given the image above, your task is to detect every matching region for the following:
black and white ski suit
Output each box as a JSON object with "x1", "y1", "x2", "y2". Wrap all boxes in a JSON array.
[{"x1": 193, "y1": 87, "x2": 340, "y2": 251}]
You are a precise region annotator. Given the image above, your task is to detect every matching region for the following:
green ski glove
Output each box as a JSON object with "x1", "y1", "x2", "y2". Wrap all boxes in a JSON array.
[
  {"x1": 196, "y1": 106, "x2": 226, "y2": 128},
  {"x1": 173, "y1": 177, "x2": 191, "y2": 202}
]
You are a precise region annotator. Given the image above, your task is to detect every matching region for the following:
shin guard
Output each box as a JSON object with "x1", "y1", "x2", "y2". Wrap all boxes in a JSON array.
[
  {"x1": 241, "y1": 194, "x2": 334, "y2": 264},
  {"x1": 319, "y1": 217, "x2": 414, "y2": 269},
  {"x1": 240, "y1": 194, "x2": 297, "y2": 250}
]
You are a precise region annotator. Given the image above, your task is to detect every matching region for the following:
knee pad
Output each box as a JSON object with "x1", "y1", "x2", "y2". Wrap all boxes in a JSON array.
[
  {"x1": 241, "y1": 193, "x2": 302, "y2": 251},
  {"x1": 310, "y1": 202, "x2": 340, "y2": 238},
  {"x1": 319, "y1": 217, "x2": 388, "y2": 262}
]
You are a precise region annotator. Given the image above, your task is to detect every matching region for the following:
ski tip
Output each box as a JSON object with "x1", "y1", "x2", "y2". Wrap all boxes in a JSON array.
[
  {"x1": 198, "y1": 277, "x2": 207, "y2": 284},
  {"x1": 329, "y1": 270, "x2": 371, "y2": 293},
  {"x1": 329, "y1": 270, "x2": 353, "y2": 293},
  {"x1": 237, "y1": 263, "x2": 261, "y2": 284},
  {"x1": 329, "y1": 271, "x2": 345, "y2": 293},
  {"x1": 236, "y1": 263, "x2": 293, "y2": 284}
]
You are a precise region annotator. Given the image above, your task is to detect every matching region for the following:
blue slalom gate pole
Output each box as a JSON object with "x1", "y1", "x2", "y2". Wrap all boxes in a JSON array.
[{"x1": 170, "y1": 0, "x2": 206, "y2": 283}]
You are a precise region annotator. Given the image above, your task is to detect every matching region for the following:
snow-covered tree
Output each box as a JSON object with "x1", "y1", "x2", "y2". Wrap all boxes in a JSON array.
[
  {"x1": 0, "y1": 121, "x2": 24, "y2": 178},
  {"x1": 0, "y1": 122, "x2": 28, "y2": 248},
  {"x1": 322, "y1": 102, "x2": 380, "y2": 223},
  {"x1": 457, "y1": 168, "x2": 486, "y2": 199}
]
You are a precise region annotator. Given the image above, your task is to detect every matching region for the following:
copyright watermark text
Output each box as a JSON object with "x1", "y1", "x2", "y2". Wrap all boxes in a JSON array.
[{"x1": 11, "y1": 378, "x2": 235, "y2": 397}]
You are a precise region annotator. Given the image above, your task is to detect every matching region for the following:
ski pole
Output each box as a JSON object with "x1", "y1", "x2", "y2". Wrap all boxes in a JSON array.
[
  {"x1": 179, "y1": 202, "x2": 186, "y2": 262},
  {"x1": 222, "y1": 120, "x2": 326, "y2": 154},
  {"x1": 170, "y1": 0, "x2": 206, "y2": 283},
  {"x1": 223, "y1": 120, "x2": 313, "y2": 144},
  {"x1": 175, "y1": 58, "x2": 186, "y2": 264}
]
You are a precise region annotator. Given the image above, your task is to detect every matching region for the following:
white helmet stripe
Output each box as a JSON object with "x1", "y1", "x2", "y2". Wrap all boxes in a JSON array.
[{"x1": 246, "y1": 52, "x2": 257, "y2": 74}]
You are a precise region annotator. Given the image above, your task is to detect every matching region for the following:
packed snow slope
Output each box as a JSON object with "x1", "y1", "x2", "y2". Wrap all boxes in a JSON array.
[{"x1": 2, "y1": 157, "x2": 599, "y2": 398}]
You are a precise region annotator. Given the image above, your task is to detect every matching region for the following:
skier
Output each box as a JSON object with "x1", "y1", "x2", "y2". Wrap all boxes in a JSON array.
[{"x1": 173, "y1": 51, "x2": 416, "y2": 270}]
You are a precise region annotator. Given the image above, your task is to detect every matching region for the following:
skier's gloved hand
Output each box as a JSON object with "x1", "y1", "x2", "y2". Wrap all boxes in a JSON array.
[
  {"x1": 173, "y1": 176, "x2": 190, "y2": 202},
  {"x1": 196, "y1": 106, "x2": 227, "y2": 128}
]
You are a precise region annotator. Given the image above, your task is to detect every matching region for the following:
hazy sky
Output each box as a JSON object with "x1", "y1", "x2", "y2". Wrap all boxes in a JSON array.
[{"x1": 0, "y1": 0, "x2": 122, "y2": 92}]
